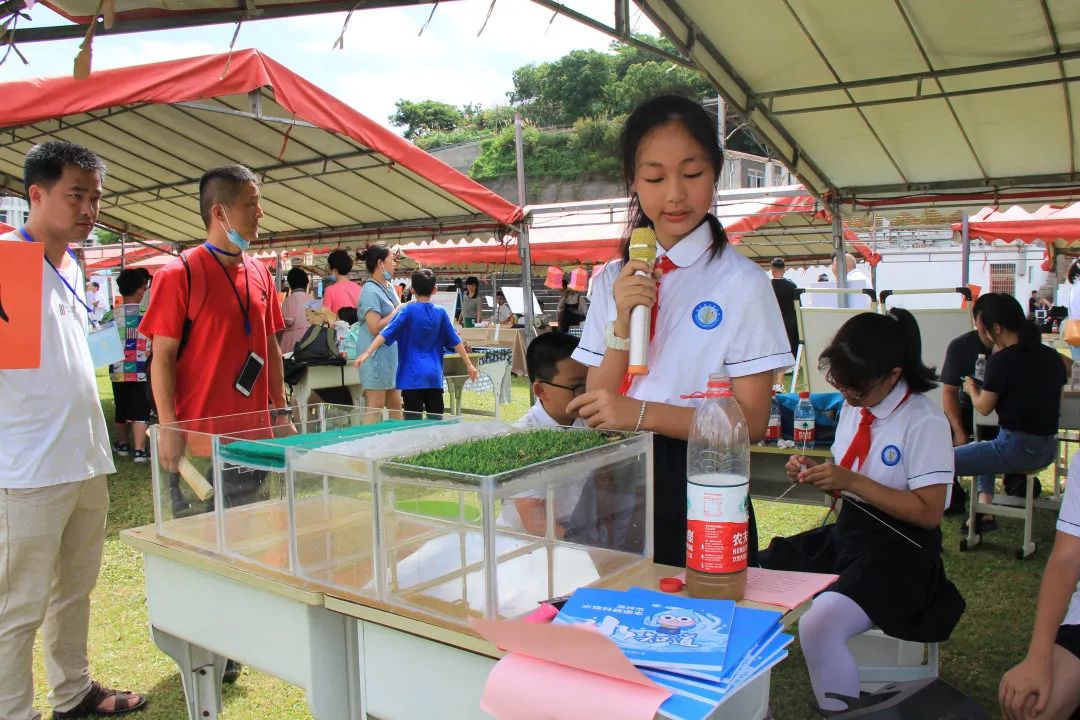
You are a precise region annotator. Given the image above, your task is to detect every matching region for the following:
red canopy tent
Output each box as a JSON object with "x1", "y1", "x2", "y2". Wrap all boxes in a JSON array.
[
  {"x1": 0, "y1": 50, "x2": 521, "y2": 249},
  {"x1": 0, "y1": 222, "x2": 13, "y2": 234},
  {"x1": 951, "y1": 203, "x2": 1080, "y2": 270}
]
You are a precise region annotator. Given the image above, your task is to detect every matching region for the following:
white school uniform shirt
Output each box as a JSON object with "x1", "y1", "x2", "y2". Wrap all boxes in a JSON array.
[
  {"x1": 1056, "y1": 454, "x2": 1080, "y2": 626},
  {"x1": 0, "y1": 236, "x2": 115, "y2": 488},
  {"x1": 499, "y1": 401, "x2": 586, "y2": 529},
  {"x1": 831, "y1": 379, "x2": 953, "y2": 507},
  {"x1": 572, "y1": 222, "x2": 794, "y2": 406}
]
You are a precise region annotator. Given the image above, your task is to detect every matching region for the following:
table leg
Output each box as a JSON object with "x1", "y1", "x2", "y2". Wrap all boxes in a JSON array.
[{"x1": 151, "y1": 626, "x2": 225, "y2": 720}]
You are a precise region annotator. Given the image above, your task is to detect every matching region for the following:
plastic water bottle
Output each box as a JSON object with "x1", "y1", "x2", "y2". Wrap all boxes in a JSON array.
[
  {"x1": 794, "y1": 391, "x2": 815, "y2": 452},
  {"x1": 1072, "y1": 361, "x2": 1080, "y2": 391},
  {"x1": 686, "y1": 373, "x2": 749, "y2": 601},
  {"x1": 766, "y1": 389, "x2": 781, "y2": 444},
  {"x1": 974, "y1": 354, "x2": 987, "y2": 383},
  {"x1": 334, "y1": 320, "x2": 350, "y2": 357}
]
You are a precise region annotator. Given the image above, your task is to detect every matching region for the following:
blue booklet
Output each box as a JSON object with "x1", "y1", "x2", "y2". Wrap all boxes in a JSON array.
[
  {"x1": 553, "y1": 587, "x2": 736, "y2": 673},
  {"x1": 718, "y1": 606, "x2": 784, "y2": 680},
  {"x1": 646, "y1": 636, "x2": 792, "y2": 720}
]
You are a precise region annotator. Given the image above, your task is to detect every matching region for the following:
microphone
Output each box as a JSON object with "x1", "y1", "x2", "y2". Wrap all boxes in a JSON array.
[{"x1": 627, "y1": 227, "x2": 657, "y2": 375}]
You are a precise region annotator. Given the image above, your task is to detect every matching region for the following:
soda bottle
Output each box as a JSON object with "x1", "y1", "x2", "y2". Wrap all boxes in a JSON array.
[
  {"x1": 766, "y1": 389, "x2": 781, "y2": 444},
  {"x1": 794, "y1": 391, "x2": 815, "y2": 452},
  {"x1": 686, "y1": 373, "x2": 749, "y2": 600}
]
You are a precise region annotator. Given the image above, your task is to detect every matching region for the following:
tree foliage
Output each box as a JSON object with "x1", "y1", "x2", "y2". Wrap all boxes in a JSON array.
[
  {"x1": 389, "y1": 34, "x2": 768, "y2": 179},
  {"x1": 389, "y1": 99, "x2": 464, "y2": 140}
]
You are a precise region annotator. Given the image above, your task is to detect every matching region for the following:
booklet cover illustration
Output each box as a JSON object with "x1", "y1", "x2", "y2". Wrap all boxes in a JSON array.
[{"x1": 553, "y1": 587, "x2": 736, "y2": 672}]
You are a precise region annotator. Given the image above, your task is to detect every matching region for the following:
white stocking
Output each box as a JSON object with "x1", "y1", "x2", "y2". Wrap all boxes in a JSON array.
[{"x1": 799, "y1": 591, "x2": 873, "y2": 712}]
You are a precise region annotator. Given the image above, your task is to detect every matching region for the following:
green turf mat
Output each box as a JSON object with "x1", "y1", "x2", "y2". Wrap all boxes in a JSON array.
[{"x1": 219, "y1": 419, "x2": 450, "y2": 469}]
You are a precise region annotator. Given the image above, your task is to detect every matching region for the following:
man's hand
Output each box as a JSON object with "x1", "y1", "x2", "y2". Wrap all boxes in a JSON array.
[
  {"x1": 467, "y1": 363, "x2": 479, "y2": 382},
  {"x1": 798, "y1": 462, "x2": 859, "y2": 494},
  {"x1": 567, "y1": 389, "x2": 641, "y2": 431},
  {"x1": 158, "y1": 429, "x2": 185, "y2": 473},
  {"x1": 952, "y1": 426, "x2": 969, "y2": 447},
  {"x1": 999, "y1": 655, "x2": 1051, "y2": 720}
]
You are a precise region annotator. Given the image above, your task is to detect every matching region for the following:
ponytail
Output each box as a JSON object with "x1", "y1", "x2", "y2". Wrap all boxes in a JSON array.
[{"x1": 887, "y1": 308, "x2": 938, "y2": 392}]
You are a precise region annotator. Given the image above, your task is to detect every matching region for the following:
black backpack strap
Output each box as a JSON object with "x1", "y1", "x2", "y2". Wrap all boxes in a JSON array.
[{"x1": 176, "y1": 248, "x2": 203, "y2": 360}]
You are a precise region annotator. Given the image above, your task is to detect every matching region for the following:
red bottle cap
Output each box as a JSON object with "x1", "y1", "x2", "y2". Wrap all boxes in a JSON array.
[{"x1": 659, "y1": 577, "x2": 685, "y2": 593}]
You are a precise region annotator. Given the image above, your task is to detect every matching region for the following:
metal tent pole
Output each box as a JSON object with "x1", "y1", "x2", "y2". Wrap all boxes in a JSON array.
[
  {"x1": 961, "y1": 212, "x2": 970, "y2": 289},
  {"x1": 514, "y1": 113, "x2": 537, "y2": 347},
  {"x1": 832, "y1": 199, "x2": 848, "y2": 308}
]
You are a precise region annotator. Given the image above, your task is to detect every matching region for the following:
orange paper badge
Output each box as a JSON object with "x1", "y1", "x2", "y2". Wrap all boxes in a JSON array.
[{"x1": 0, "y1": 241, "x2": 44, "y2": 369}]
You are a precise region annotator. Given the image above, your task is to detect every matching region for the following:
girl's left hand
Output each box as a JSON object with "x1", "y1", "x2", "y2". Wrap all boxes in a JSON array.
[
  {"x1": 962, "y1": 376, "x2": 978, "y2": 396},
  {"x1": 567, "y1": 389, "x2": 640, "y2": 431},
  {"x1": 798, "y1": 462, "x2": 859, "y2": 493}
]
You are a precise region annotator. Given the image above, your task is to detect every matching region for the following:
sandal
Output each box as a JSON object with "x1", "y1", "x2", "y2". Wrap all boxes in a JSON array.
[{"x1": 53, "y1": 680, "x2": 147, "y2": 718}]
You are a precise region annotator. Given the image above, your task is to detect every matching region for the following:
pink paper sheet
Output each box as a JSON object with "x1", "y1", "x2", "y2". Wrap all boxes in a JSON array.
[
  {"x1": 481, "y1": 653, "x2": 668, "y2": 720},
  {"x1": 743, "y1": 567, "x2": 838, "y2": 609},
  {"x1": 472, "y1": 619, "x2": 670, "y2": 720}
]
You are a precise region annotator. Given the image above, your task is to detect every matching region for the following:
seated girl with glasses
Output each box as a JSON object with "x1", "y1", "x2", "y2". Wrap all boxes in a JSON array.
[
  {"x1": 760, "y1": 308, "x2": 966, "y2": 716},
  {"x1": 500, "y1": 332, "x2": 590, "y2": 538}
]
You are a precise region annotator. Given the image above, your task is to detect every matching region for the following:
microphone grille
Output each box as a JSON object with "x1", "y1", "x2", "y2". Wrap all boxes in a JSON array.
[{"x1": 628, "y1": 227, "x2": 657, "y2": 263}]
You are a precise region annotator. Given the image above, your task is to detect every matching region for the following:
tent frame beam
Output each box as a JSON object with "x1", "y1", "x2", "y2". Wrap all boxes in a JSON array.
[{"x1": 8, "y1": 0, "x2": 451, "y2": 43}]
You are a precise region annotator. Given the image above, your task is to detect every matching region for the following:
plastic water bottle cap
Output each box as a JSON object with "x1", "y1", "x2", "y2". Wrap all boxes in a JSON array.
[
  {"x1": 799, "y1": 391, "x2": 810, "y2": 398},
  {"x1": 659, "y1": 577, "x2": 685, "y2": 593}
]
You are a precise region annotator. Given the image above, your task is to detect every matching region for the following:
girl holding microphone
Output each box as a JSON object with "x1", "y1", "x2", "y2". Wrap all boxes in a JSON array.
[{"x1": 567, "y1": 94, "x2": 793, "y2": 567}]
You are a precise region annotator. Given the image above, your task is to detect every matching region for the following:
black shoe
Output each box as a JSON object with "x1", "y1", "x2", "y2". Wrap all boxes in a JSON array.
[{"x1": 223, "y1": 660, "x2": 242, "y2": 684}]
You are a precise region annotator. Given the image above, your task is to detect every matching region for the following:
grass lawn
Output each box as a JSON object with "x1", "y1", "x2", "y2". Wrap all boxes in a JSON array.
[{"x1": 30, "y1": 372, "x2": 1057, "y2": 719}]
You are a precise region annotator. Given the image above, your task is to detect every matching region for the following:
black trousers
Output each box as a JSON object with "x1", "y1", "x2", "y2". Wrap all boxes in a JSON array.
[
  {"x1": 402, "y1": 388, "x2": 445, "y2": 418},
  {"x1": 652, "y1": 434, "x2": 759, "y2": 568}
]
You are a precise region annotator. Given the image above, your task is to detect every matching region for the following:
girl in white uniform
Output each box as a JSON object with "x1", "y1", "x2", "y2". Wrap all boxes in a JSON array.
[
  {"x1": 567, "y1": 94, "x2": 793, "y2": 567},
  {"x1": 999, "y1": 451, "x2": 1080, "y2": 720},
  {"x1": 763, "y1": 309, "x2": 965, "y2": 715}
]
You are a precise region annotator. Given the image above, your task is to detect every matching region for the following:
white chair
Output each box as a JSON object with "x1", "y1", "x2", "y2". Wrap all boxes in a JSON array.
[
  {"x1": 794, "y1": 288, "x2": 879, "y2": 394},
  {"x1": 850, "y1": 627, "x2": 939, "y2": 688},
  {"x1": 958, "y1": 407, "x2": 1047, "y2": 559}
]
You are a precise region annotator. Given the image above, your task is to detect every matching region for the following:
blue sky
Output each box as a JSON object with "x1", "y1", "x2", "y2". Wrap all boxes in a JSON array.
[{"x1": 3, "y1": 0, "x2": 658, "y2": 133}]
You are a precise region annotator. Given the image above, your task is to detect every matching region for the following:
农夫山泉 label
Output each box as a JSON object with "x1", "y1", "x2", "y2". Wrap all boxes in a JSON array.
[{"x1": 686, "y1": 478, "x2": 749, "y2": 574}]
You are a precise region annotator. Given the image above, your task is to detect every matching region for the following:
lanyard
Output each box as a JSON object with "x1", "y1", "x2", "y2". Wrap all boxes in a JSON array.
[
  {"x1": 203, "y1": 243, "x2": 252, "y2": 336},
  {"x1": 366, "y1": 278, "x2": 397, "y2": 307},
  {"x1": 19, "y1": 227, "x2": 93, "y2": 314}
]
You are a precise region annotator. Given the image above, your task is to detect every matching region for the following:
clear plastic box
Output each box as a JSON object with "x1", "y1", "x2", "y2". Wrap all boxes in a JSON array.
[
  {"x1": 376, "y1": 427, "x2": 653, "y2": 623},
  {"x1": 150, "y1": 406, "x2": 653, "y2": 622},
  {"x1": 150, "y1": 404, "x2": 401, "y2": 576}
]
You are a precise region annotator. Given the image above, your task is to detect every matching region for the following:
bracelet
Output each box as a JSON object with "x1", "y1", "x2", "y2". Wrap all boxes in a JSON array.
[{"x1": 634, "y1": 400, "x2": 648, "y2": 432}]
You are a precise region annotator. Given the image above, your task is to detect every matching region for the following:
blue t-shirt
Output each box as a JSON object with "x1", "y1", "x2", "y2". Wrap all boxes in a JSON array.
[{"x1": 381, "y1": 302, "x2": 461, "y2": 390}]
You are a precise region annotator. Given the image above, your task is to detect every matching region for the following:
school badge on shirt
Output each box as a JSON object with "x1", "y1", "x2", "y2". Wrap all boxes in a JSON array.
[
  {"x1": 691, "y1": 301, "x2": 723, "y2": 330},
  {"x1": 881, "y1": 445, "x2": 902, "y2": 466}
]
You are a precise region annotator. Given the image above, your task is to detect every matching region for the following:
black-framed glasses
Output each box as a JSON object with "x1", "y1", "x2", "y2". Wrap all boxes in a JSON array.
[{"x1": 542, "y1": 381, "x2": 587, "y2": 397}]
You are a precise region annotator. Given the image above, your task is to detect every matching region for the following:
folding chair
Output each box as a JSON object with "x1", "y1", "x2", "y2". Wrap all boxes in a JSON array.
[
  {"x1": 878, "y1": 288, "x2": 973, "y2": 410},
  {"x1": 958, "y1": 406, "x2": 1049, "y2": 559},
  {"x1": 792, "y1": 288, "x2": 879, "y2": 394}
]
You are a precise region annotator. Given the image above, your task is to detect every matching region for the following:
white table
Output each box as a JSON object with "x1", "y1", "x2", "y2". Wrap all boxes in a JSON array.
[
  {"x1": 122, "y1": 526, "x2": 795, "y2": 720},
  {"x1": 291, "y1": 364, "x2": 363, "y2": 416}
]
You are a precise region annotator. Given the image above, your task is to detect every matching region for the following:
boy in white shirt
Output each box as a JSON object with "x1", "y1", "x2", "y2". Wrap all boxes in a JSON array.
[{"x1": 502, "y1": 332, "x2": 589, "y2": 537}]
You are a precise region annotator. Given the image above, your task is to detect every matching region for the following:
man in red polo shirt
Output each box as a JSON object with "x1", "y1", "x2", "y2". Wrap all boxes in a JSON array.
[{"x1": 141, "y1": 165, "x2": 286, "y2": 498}]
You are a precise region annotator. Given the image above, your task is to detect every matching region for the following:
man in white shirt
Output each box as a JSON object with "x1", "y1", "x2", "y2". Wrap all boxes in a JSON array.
[
  {"x1": 0, "y1": 141, "x2": 146, "y2": 720},
  {"x1": 830, "y1": 253, "x2": 872, "y2": 309}
]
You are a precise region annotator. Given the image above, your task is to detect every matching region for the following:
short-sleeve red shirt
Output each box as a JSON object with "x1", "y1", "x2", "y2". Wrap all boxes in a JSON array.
[{"x1": 140, "y1": 246, "x2": 285, "y2": 422}]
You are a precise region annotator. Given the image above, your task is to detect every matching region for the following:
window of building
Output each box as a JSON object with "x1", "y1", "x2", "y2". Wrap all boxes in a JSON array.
[
  {"x1": 989, "y1": 263, "x2": 1016, "y2": 296},
  {"x1": 746, "y1": 168, "x2": 766, "y2": 188}
]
